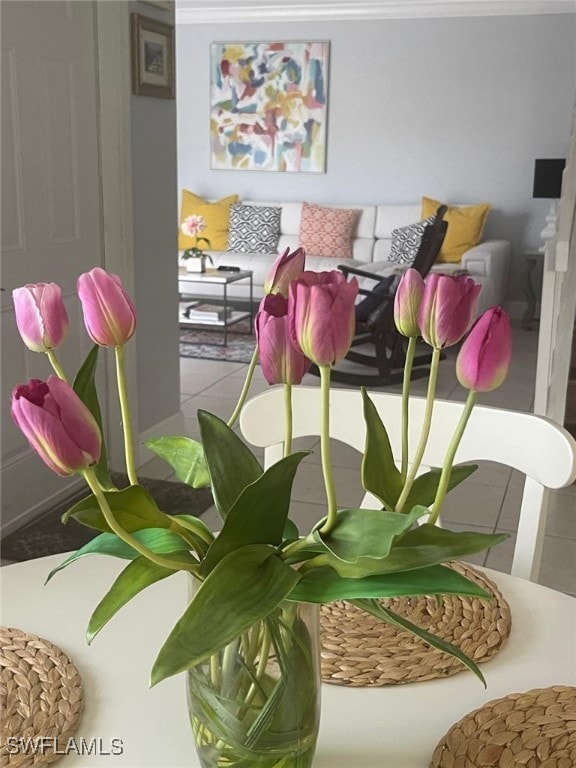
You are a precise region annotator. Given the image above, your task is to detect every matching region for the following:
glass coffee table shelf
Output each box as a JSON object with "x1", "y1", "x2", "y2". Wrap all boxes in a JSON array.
[{"x1": 178, "y1": 268, "x2": 254, "y2": 346}]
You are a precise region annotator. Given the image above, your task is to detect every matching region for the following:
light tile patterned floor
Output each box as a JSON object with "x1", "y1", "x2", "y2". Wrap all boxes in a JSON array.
[{"x1": 178, "y1": 323, "x2": 576, "y2": 597}]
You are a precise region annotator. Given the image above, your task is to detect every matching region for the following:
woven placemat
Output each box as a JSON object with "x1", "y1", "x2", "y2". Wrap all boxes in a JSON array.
[
  {"x1": 430, "y1": 685, "x2": 576, "y2": 767},
  {"x1": 0, "y1": 626, "x2": 83, "y2": 767},
  {"x1": 320, "y1": 561, "x2": 511, "y2": 686}
]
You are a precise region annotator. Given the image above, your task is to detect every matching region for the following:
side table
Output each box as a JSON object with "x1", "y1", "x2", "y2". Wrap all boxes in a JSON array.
[{"x1": 522, "y1": 250, "x2": 545, "y2": 330}]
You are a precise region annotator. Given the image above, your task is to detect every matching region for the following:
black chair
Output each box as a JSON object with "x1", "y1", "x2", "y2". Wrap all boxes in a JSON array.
[{"x1": 311, "y1": 206, "x2": 448, "y2": 387}]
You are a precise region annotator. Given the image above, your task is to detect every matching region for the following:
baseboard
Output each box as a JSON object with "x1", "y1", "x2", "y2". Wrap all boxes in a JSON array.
[
  {"x1": 1, "y1": 475, "x2": 86, "y2": 538},
  {"x1": 136, "y1": 409, "x2": 186, "y2": 469}
]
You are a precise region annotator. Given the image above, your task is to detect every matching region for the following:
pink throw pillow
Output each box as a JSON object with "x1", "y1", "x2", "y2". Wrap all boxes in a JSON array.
[{"x1": 299, "y1": 203, "x2": 359, "y2": 258}]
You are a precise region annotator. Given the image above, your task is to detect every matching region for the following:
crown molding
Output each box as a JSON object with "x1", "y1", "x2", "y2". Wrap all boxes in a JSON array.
[{"x1": 175, "y1": 0, "x2": 576, "y2": 25}]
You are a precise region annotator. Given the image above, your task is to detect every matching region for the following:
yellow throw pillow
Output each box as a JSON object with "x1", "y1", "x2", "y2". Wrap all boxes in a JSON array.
[
  {"x1": 179, "y1": 191, "x2": 239, "y2": 251},
  {"x1": 421, "y1": 197, "x2": 491, "y2": 263}
]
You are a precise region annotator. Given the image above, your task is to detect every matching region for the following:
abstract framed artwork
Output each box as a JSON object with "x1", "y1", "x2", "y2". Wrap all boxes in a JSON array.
[
  {"x1": 210, "y1": 41, "x2": 329, "y2": 173},
  {"x1": 131, "y1": 13, "x2": 175, "y2": 99}
]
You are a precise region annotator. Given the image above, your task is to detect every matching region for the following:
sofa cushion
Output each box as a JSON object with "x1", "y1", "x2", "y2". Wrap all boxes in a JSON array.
[
  {"x1": 179, "y1": 191, "x2": 239, "y2": 251},
  {"x1": 226, "y1": 204, "x2": 281, "y2": 253},
  {"x1": 299, "y1": 202, "x2": 359, "y2": 258},
  {"x1": 421, "y1": 197, "x2": 491, "y2": 263},
  {"x1": 389, "y1": 216, "x2": 436, "y2": 265}
]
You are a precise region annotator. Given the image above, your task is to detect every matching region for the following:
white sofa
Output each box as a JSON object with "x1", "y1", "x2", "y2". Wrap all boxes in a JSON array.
[{"x1": 178, "y1": 201, "x2": 510, "y2": 316}]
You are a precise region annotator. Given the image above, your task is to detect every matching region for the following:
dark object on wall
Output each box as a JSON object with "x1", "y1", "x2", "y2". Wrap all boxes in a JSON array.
[
  {"x1": 533, "y1": 159, "x2": 566, "y2": 199},
  {"x1": 131, "y1": 13, "x2": 175, "y2": 99}
]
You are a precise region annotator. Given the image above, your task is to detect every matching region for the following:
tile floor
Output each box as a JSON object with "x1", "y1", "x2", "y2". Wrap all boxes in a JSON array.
[{"x1": 174, "y1": 322, "x2": 576, "y2": 597}]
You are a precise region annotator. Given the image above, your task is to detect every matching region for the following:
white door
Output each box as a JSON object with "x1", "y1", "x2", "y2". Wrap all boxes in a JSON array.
[
  {"x1": 1, "y1": 1, "x2": 106, "y2": 531},
  {"x1": 533, "y1": 119, "x2": 576, "y2": 424}
]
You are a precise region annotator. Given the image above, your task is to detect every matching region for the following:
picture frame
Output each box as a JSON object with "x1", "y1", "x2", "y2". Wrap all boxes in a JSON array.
[
  {"x1": 210, "y1": 41, "x2": 330, "y2": 173},
  {"x1": 131, "y1": 13, "x2": 175, "y2": 99}
]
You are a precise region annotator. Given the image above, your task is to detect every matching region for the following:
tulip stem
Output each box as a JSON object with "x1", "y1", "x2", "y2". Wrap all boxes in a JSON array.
[
  {"x1": 395, "y1": 346, "x2": 441, "y2": 514},
  {"x1": 283, "y1": 383, "x2": 293, "y2": 457},
  {"x1": 227, "y1": 347, "x2": 259, "y2": 429},
  {"x1": 318, "y1": 365, "x2": 338, "y2": 536},
  {"x1": 83, "y1": 468, "x2": 198, "y2": 572},
  {"x1": 45, "y1": 350, "x2": 68, "y2": 381},
  {"x1": 428, "y1": 390, "x2": 477, "y2": 525},
  {"x1": 114, "y1": 345, "x2": 138, "y2": 486},
  {"x1": 400, "y1": 337, "x2": 417, "y2": 481}
]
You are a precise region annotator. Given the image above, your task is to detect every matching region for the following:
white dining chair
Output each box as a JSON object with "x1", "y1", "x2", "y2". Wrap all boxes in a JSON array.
[{"x1": 239, "y1": 385, "x2": 576, "y2": 582}]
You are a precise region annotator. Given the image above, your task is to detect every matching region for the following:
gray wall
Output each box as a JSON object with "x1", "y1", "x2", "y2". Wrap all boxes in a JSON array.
[
  {"x1": 130, "y1": 2, "x2": 180, "y2": 433},
  {"x1": 176, "y1": 13, "x2": 575, "y2": 303}
]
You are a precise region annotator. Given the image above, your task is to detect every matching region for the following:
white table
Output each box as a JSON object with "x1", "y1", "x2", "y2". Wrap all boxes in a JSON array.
[{"x1": 1, "y1": 555, "x2": 575, "y2": 767}]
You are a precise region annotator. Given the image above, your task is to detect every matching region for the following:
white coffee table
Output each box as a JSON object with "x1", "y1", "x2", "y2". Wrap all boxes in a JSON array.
[{"x1": 178, "y1": 268, "x2": 254, "y2": 345}]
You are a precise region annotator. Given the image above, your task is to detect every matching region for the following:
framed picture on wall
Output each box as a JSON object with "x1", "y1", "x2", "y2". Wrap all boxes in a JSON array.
[
  {"x1": 131, "y1": 13, "x2": 175, "y2": 99},
  {"x1": 210, "y1": 41, "x2": 330, "y2": 173}
]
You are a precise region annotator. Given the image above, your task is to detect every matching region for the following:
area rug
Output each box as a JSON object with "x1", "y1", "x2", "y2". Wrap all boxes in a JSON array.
[
  {"x1": 1, "y1": 473, "x2": 214, "y2": 562},
  {"x1": 180, "y1": 319, "x2": 256, "y2": 364}
]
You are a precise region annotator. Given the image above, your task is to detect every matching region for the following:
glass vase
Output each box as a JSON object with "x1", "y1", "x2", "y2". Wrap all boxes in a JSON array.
[{"x1": 186, "y1": 600, "x2": 321, "y2": 768}]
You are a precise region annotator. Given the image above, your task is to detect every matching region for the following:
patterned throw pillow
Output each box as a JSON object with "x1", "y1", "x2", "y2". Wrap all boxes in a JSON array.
[
  {"x1": 299, "y1": 203, "x2": 359, "y2": 258},
  {"x1": 389, "y1": 216, "x2": 436, "y2": 265},
  {"x1": 226, "y1": 204, "x2": 281, "y2": 254}
]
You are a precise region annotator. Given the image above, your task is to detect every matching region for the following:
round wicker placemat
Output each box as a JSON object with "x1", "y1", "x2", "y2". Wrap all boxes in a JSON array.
[
  {"x1": 0, "y1": 626, "x2": 83, "y2": 767},
  {"x1": 320, "y1": 562, "x2": 511, "y2": 687},
  {"x1": 430, "y1": 685, "x2": 576, "y2": 768}
]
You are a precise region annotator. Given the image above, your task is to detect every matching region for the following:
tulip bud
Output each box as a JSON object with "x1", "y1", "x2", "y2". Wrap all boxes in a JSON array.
[
  {"x1": 288, "y1": 270, "x2": 359, "y2": 366},
  {"x1": 12, "y1": 283, "x2": 69, "y2": 353},
  {"x1": 11, "y1": 376, "x2": 102, "y2": 476},
  {"x1": 394, "y1": 269, "x2": 424, "y2": 338},
  {"x1": 456, "y1": 306, "x2": 512, "y2": 392},
  {"x1": 419, "y1": 274, "x2": 481, "y2": 349},
  {"x1": 255, "y1": 294, "x2": 311, "y2": 385},
  {"x1": 77, "y1": 268, "x2": 136, "y2": 347},
  {"x1": 264, "y1": 247, "x2": 306, "y2": 297}
]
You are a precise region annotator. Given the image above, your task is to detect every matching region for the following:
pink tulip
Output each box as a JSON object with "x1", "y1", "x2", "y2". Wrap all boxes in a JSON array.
[
  {"x1": 11, "y1": 376, "x2": 101, "y2": 476},
  {"x1": 264, "y1": 247, "x2": 306, "y2": 297},
  {"x1": 77, "y1": 268, "x2": 136, "y2": 347},
  {"x1": 419, "y1": 274, "x2": 481, "y2": 349},
  {"x1": 255, "y1": 294, "x2": 311, "y2": 384},
  {"x1": 12, "y1": 283, "x2": 68, "y2": 353},
  {"x1": 394, "y1": 269, "x2": 425, "y2": 338},
  {"x1": 456, "y1": 307, "x2": 512, "y2": 392},
  {"x1": 288, "y1": 270, "x2": 359, "y2": 366}
]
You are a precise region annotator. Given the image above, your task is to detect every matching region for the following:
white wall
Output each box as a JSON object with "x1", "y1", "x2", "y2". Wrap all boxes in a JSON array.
[
  {"x1": 176, "y1": 13, "x2": 576, "y2": 302},
  {"x1": 130, "y1": 2, "x2": 181, "y2": 436}
]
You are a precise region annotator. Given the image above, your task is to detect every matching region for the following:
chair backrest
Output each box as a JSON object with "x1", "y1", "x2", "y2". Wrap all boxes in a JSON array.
[
  {"x1": 239, "y1": 386, "x2": 576, "y2": 582},
  {"x1": 410, "y1": 204, "x2": 448, "y2": 277}
]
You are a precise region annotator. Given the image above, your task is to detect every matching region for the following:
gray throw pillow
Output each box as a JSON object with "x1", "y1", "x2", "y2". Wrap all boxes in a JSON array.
[
  {"x1": 389, "y1": 216, "x2": 436, "y2": 264},
  {"x1": 226, "y1": 204, "x2": 281, "y2": 254}
]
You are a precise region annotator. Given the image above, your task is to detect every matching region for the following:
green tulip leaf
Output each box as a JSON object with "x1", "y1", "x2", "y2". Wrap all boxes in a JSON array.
[
  {"x1": 351, "y1": 598, "x2": 486, "y2": 685},
  {"x1": 87, "y1": 551, "x2": 198, "y2": 643},
  {"x1": 62, "y1": 485, "x2": 173, "y2": 533},
  {"x1": 45, "y1": 527, "x2": 189, "y2": 582},
  {"x1": 150, "y1": 544, "x2": 301, "y2": 685},
  {"x1": 283, "y1": 518, "x2": 300, "y2": 542},
  {"x1": 198, "y1": 410, "x2": 263, "y2": 519},
  {"x1": 328, "y1": 525, "x2": 508, "y2": 578},
  {"x1": 201, "y1": 451, "x2": 309, "y2": 575},
  {"x1": 72, "y1": 345, "x2": 114, "y2": 490},
  {"x1": 172, "y1": 514, "x2": 214, "y2": 551},
  {"x1": 287, "y1": 563, "x2": 492, "y2": 603},
  {"x1": 361, "y1": 388, "x2": 403, "y2": 508},
  {"x1": 403, "y1": 463, "x2": 478, "y2": 510},
  {"x1": 144, "y1": 436, "x2": 210, "y2": 489},
  {"x1": 314, "y1": 506, "x2": 428, "y2": 568}
]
